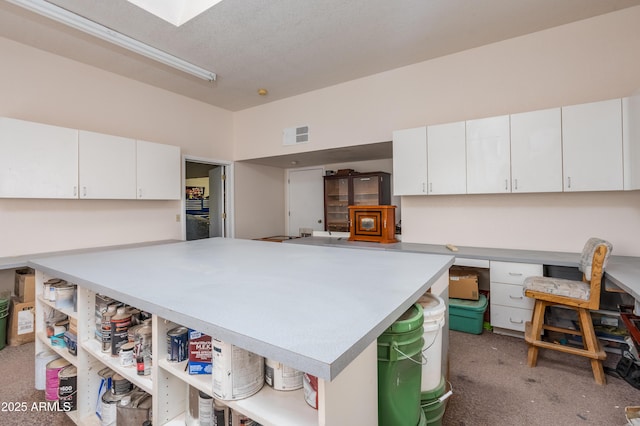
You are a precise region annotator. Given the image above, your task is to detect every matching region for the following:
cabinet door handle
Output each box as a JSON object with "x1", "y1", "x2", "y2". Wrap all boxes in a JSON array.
[
  {"x1": 514, "y1": 179, "x2": 518, "y2": 191},
  {"x1": 422, "y1": 182, "x2": 426, "y2": 193},
  {"x1": 567, "y1": 176, "x2": 571, "y2": 189},
  {"x1": 83, "y1": 186, "x2": 87, "y2": 197},
  {"x1": 509, "y1": 318, "x2": 524, "y2": 324},
  {"x1": 138, "y1": 188, "x2": 142, "y2": 198},
  {"x1": 73, "y1": 186, "x2": 77, "y2": 197},
  {"x1": 508, "y1": 272, "x2": 523, "y2": 276},
  {"x1": 505, "y1": 179, "x2": 508, "y2": 191},
  {"x1": 429, "y1": 182, "x2": 433, "y2": 193},
  {"x1": 509, "y1": 295, "x2": 523, "y2": 300}
]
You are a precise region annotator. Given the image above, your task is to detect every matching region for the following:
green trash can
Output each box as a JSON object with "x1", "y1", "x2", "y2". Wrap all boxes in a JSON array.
[
  {"x1": 378, "y1": 303, "x2": 424, "y2": 426},
  {"x1": 421, "y1": 376, "x2": 447, "y2": 426}
]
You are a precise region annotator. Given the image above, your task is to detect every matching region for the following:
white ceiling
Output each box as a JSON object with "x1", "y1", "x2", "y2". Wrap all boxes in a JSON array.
[{"x1": 2, "y1": 0, "x2": 640, "y2": 167}]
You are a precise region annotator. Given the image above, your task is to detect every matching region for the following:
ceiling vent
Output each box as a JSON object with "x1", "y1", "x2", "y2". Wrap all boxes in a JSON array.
[{"x1": 283, "y1": 126, "x2": 309, "y2": 146}]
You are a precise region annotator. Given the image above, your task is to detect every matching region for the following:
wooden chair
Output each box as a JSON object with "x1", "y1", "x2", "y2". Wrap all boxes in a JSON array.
[{"x1": 523, "y1": 238, "x2": 612, "y2": 385}]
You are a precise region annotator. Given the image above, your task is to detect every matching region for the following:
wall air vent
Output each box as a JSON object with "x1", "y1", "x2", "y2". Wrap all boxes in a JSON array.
[{"x1": 283, "y1": 125, "x2": 309, "y2": 146}]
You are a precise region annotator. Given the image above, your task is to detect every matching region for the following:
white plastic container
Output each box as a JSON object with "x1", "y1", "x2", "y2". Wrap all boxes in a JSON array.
[
  {"x1": 212, "y1": 338, "x2": 264, "y2": 401},
  {"x1": 418, "y1": 293, "x2": 446, "y2": 392}
]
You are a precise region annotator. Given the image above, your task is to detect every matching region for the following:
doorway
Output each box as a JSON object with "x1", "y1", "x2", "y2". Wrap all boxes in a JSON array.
[
  {"x1": 184, "y1": 157, "x2": 233, "y2": 241},
  {"x1": 287, "y1": 167, "x2": 325, "y2": 236}
]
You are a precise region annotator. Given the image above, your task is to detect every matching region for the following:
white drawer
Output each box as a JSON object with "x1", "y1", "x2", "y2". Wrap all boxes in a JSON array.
[
  {"x1": 490, "y1": 261, "x2": 543, "y2": 285},
  {"x1": 491, "y1": 305, "x2": 532, "y2": 332},
  {"x1": 490, "y1": 282, "x2": 535, "y2": 310}
]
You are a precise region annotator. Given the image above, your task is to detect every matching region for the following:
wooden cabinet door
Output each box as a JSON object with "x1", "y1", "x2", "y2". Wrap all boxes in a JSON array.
[
  {"x1": 324, "y1": 176, "x2": 350, "y2": 232},
  {"x1": 79, "y1": 130, "x2": 136, "y2": 199},
  {"x1": 136, "y1": 140, "x2": 181, "y2": 200},
  {"x1": 562, "y1": 98, "x2": 623, "y2": 192},
  {"x1": 392, "y1": 127, "x2": 427, "y2": 195},
  {"x1": 466, "y1": 115, "x2": 511, "y2": 194},
  {"x1": 427, "y1": 121, "x2": 466, "y2": 195},
  {"x1": 510, "y1": 108, "x2": 563, "y2": 193},
  {"x1": 0, "y1": 117, "x2": 78, "y2": 199}
]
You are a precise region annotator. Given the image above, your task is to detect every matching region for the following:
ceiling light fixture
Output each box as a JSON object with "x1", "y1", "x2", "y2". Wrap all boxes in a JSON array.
[
  {"x1": 127, "y1": 0, "x2": 224, "y2": 27},
  {"x1": 7, "y1": 0, "x2": 217, "y2": 81}
]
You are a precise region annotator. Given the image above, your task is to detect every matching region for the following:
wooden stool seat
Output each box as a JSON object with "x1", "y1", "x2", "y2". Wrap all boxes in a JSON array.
[{"x1": 523, "y1": 238, "x2": 612, "y2": 385}]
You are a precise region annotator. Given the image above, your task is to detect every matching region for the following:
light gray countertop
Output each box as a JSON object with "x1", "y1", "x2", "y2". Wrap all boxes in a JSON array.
[
  {"x1": 285, "y1": 237, "x2": 640, "y2": 300},
  {"x1": 28, "y1": 237, "x2": 453, "y2": 381}
]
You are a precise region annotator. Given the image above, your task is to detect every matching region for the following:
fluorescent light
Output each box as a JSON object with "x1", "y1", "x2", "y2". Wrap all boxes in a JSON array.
[
  {"x1": 127, "y1": 0, "x2": 224, "y2": 27},
  {"x1": 7, "y1": 0, "x2": 217, "y2": 81}
]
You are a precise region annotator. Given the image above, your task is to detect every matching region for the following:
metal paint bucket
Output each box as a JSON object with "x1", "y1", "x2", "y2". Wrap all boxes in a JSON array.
[
  {"x1": 212, "y1": 338, "x2": 264, "y2": 401},
  {"x1": 167, "y1": 326, "x2": 188, "y2": 362},
  {"x1": 45, "y1": 358, "x2": 70, "y2": 401},
  {"x1": 265, "y1": 358, "x2": 303, "y2": 391},
  {"x1": 58, "y1": 365, "x2": 77, "y2": 411}
]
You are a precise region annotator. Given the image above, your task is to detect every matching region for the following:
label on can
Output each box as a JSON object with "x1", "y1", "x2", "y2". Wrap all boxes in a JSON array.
[{"x1": 167, "y1": 326, "x2": 188, "y2": 362}]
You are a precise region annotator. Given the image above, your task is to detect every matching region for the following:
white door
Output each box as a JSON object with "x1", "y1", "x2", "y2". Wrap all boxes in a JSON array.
[
  {"x1": 466, "y1": 115, "x2": 511, "y2": 194},
  {"x1": 0, "y1": 117, "x2": 78, "y2": 199},
  {"x1": 510, "y1": 108, "x2": 563, "y2": 193},
  {"x1": 209, "y1": 166, "x2": 225, "y2": 238},
  {"x1": 288, "y1": 167, "x2": 325, "y2": 237},
  {"x1": 427, "y1": 121, "x2": 466, "y2": 195},
  {"x1": 392, "y1": 127, "x2": 427, "y2": 195},
  {"x1": 562, "y1": 98, "x2": 623, "y2": 192},
  {"x1": 79, "y1": 130, "x2": 136, "y2": 199}
]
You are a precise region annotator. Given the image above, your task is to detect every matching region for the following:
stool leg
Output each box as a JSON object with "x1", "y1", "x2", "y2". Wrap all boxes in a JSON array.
[
  {"x1": 527, "y1": 300, "x2": 546, "y2": 367},
  {"x1": 578, "y1": 308, "x2": 606, "y2": 385}
]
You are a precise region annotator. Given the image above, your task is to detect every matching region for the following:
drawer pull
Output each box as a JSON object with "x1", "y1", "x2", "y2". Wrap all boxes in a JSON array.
[
  {"x1": 509, "y1": 318, "x2": 524, "y2": 324},
  {"x1": 508, "y1": 272, "x2": 523, "y2": 276},
  {"x1": 509, "y1": 295, "x2": 523, "y2": 300}
]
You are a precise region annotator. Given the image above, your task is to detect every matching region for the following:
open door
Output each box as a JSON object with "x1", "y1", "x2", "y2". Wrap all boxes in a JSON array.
[{"x1": 185, "y1": 160, "x2": 228, "y2": 241}]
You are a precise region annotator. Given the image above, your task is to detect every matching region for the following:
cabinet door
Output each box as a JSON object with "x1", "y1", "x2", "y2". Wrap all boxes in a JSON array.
[
  {"x1": 352, "y1": 173, "x2": 389, "y2": 205},
  {"x1": 427, "y1": 121, "x2": 466, "y2": 194},
  {"x1": 136, "y1": 140, "x2": 181, "y2": 200},
  {"x1": 0, "y1": 117, "x2": 78, "y2": 198},
  {"x1": 324, "y1": 176, "x2": 350, "y2": 232},
  {"x1": 79, "y1": 130, "x2": 136, "y2": 199},
  {"x1": 392, "y1": 127, "x2": 427, "y2": 195},
  {"x1": 466, "y1": 115, "x2": 511, "y2": 194},
  {"x1": 562, "y1": 98, "x2": 623, "y2": 192},
  {"x1": 510, "y1": 108, "x2": 563, "y2": 193},
  {"x1": 623, "y1": 95, "x2": 640, "y2": 190}
]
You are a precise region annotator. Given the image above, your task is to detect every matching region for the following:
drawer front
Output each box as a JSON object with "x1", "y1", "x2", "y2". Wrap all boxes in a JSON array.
[
  {"x1": 491, "y1": 282, "x2": 535, "y2": 309},
  {"x1": 491, "y1": 305, "x2": 532, "y2": 332},
  {"x1": 490, "y1": 261, "x2": 543, "y2": 285}
]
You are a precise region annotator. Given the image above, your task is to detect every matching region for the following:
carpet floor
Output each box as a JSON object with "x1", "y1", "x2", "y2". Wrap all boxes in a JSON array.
[{"x1": 0, "y1": 330, "x2": 637, "y2": 425}]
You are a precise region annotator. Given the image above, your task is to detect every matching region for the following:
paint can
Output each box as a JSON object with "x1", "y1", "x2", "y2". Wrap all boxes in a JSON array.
[
  {"x1": 58, "y1": 365, "x2": 77, "y2": 411},
  {"x1": 119, "y1": 342, "x2": 136, "y2": 367},
  {"x1": 101, "y1": 389, "x2": 128, "y2": 426},
  {"x1": 110, "y1": 307, "x2": 132, "y2": 357},
  {"x1": 212, "y1": 338, "x2": 264, "y2": 400},
  {"x1": 35, "y1": 351, "x2": 59, "y2": 390},
  {"x1": 302, "y1": 373, "x2": 318, "y2": 409},
  {"x1": 111, "y1": 373, "x2": 133, "y2": 395},
  {"x1": 265, "y1": 358, "x2": 303, "y2": 391},
  {"x1": 229, "y1": 409, "x2": 259, "y2": 426},
  {"x1": 198, "y1": 391, "x2": 213, "y2": 425},
  {"x1": 45, "y1": 358, "x2": 70, "y2": 401},
  {"x1": 101, "y1": 304, "x2": 118, "y2": 353},
  {"x1": 167, "y1": 326, "x2": 188, "y2": 362},
  {"x1": 213, "y1": 400, "x2": 229, "y2": 426}
]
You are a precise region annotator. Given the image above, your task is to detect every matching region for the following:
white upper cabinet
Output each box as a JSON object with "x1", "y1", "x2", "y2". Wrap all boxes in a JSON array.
[
  {"x1": 623, "y1": 94, "x2": 640, "y2": 190},
  {"x1": 562, "y1": 98, "x2": 623, "y2": 192},
  {"x1": 392, "y1": 127, "x2": 427, "y2": 195},
  {"x1": 79, "y1": 130, "x2": 137, "y2": 199},
  {"x1": 466, "y1": 115, "x2": 511, "y2": 194},
  {"x1": 136, "y1": 140, "x2": 181, "y2": 200},
  {"x1": 0, "y1": 117, "x2": 78, "y2": 199},
  {"x1": 427, "y1": 121, "x2": 466, "y2": 195},
  {"x1": 510, "y1": 108, "x2": 563, "y2": 193}
]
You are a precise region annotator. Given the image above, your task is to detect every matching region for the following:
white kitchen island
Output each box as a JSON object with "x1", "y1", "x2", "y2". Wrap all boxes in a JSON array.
[{"x1": 29, "y1": 237, "x2": 453, "y2": 425}]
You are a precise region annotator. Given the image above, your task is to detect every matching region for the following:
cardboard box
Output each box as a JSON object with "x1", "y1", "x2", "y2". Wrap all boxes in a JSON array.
[
  {"x1": 8, "y1": 297, "x2": 35, "y2": 346},
  {"x1": 188, "y1": 329, "x2": 212, "y2": 375},
  {"x1": 449, "y1": 268, "x2": 479, "y2": 300},
  {"x1": 14, "y1": 268, "x2": 35, "y2": 303}
]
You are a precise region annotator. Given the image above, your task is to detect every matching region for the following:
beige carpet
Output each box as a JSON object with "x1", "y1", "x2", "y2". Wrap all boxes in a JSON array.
[{"x1": 0, "y1": 330, "x2": 637, "y2": 425}]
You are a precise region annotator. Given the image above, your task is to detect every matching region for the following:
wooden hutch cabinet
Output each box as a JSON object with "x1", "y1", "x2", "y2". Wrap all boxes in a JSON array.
[{"x1": 323, "y1": 171, "x2": 391, "y2": 232}]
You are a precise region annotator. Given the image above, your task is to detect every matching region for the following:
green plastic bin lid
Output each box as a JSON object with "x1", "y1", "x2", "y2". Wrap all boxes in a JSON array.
[
  {"x1": 385, "y1": 303, "x2": 424, "y2": 333},
  {"x1": 448, "y1": 294, "x2": 488, "y2": 311}
]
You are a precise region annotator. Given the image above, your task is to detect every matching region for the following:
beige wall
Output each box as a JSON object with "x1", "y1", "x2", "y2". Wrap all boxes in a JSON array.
[
  {"x1": 0, "y1": 36, "x2": 234, "y2": 257},
  {"x1": 234, "y1": 162, "x2": 285, "y2": 239},
  {"x1": 234, "y1": 7, "x2": 640, "y2": 256}
]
